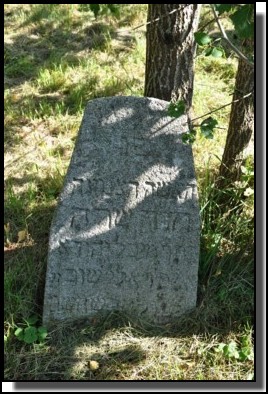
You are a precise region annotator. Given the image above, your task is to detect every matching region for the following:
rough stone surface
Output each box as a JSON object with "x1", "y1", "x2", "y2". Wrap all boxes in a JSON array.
[{"x1": 43, "y1": 96, "x2": 200, "y2": 325}]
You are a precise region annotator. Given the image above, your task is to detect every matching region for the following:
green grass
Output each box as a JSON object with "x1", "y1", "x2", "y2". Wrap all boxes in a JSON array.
[{"x1": 4, "y1": 4, "x2": 254, "y2": 381}]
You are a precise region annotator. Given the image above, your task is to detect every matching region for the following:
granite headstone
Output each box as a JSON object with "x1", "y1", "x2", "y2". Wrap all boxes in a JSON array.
[{"x1": 43, "y1": 96, "x2": 200, "y2": 325}]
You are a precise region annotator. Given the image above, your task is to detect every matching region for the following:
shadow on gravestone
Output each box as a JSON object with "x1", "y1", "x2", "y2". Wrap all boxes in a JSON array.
[{"x1": 43, "y1": 96, "x2": 200, "y2": 326}]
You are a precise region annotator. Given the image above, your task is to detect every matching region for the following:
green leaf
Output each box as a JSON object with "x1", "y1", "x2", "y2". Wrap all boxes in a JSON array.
[
  {"x1": 194, "y1": 32, "x2": 212, "y2": 46},
  {"x1": 168, "y1": 101, "x2": 186, "y2": 118},
  {"x1": 230, "y1": 5, "x2": 254, "y2": 39},
  {"x1": 90, "y1": 4, "x2": 101, "y2": 18},
  {"x1": 37, "y1": 327, "x2": 48, "y2": 341},
  {"x1": 4, "y1": 335, "x2": 8, "y2": 343},
  {"x1": 24, "y1": 314, "x2": 39, "y2": 326},
  {"x1": 24, "y1": 326, "x2": 38, "y2": 344},
  {"x1": 238, "y1": 350, "x2": 247, "y2": 361},
  {"x1": 224, "y1": 341, "x2": 239, "y2": 358},
  {"x1": 241, "y1": 165, "x2": 254, "y2": 183},
  {"x1": 14, "y1": 327, "x2": 25, "y2": 341},
  {"x1": 211, "y1": 47, "x2": 224, "y2": 58},
  {"x1": 239, "y1": 348, "x2": 254, "y2": 361},
  {"x1": 216, "y1": 341, "x2": 241, "y2": 359},
  {"x1": 200, "y1": 117, "x2": 218, "y2": 139},
  {"x1": 222, "y1": 344, "x2": 229, "y2": 356},
  {"x1": 205, "y1": 46, "x2": 224, "y2": 58},
  {"x1": 239, "y1": 346, "x2": 254, "y2": 361},
  {"x1": 215, "y1": 4, "x2": 236, "y2": 15},
  {"x1": 182, "y1": 130, "x2": 196, "y2": 144},
  {"x1": 204, "y1": 47, "x2": 213, "y2": 56}
]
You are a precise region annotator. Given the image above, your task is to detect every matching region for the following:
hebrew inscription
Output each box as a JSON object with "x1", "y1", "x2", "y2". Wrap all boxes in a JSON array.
[{"x1": 43, "y1": 96, "x2": 200, "y2": 325}]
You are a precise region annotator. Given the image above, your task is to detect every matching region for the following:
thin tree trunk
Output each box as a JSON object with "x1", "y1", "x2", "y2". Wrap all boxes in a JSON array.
[
  {"x1": 144, "y1": 4, "x2": 201, "y2": 110},
  {"x1": 218, "y1": 57, "x2": 254, "y2": 186}
]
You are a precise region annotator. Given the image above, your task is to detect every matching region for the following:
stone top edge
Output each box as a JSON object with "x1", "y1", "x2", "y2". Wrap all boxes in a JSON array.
[{"x1": 85, "y1": 96, "x2": 170, "y2": 104}]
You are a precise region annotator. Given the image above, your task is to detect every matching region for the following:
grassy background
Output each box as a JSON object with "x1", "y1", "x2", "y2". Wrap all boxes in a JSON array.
[{"x1": 4, "y1": 4, "x2": 254, "y2": 380}]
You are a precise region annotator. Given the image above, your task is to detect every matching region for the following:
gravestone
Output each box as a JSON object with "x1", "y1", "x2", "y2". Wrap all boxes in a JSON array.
[{"x1": 43, "y1": 96, "x2": 200, "y2": 325}]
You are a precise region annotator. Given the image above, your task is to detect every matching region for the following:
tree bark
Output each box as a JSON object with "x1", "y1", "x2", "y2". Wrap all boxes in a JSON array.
[
  {"x1": 218, "y1": 56, "x2": 254, "y2": 186},
  {"x1": 144, "y1": 4, "x2": 201, "y2": 110}
]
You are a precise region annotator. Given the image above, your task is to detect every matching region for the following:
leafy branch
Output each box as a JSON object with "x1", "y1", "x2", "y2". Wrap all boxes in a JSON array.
[
  {"x1": 210, "y1": 5, "x2": 254, "y2": 67},
  {"x1": 84, "y1": 3, "x2": 254, "y2": 69},
  {"x1": 168, "y1": 91, "x2": 253, "y2": 144},
  {"x1": 190, "y1": 91, "x2": 253, "y2": 123},
  {"x1": 197, "y1": 12, "x2": 225, "y2": 32}
]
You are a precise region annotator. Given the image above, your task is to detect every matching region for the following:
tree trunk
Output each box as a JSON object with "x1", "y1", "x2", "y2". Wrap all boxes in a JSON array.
[
  {"x1": 218, "y1": 57, "x2": 254, "y2": 186},
  {"x1": 144, "y1": 4, "x2": 201, "y2": 110}
]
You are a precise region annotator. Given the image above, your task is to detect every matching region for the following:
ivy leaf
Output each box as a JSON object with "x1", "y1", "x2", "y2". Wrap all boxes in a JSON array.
[
  {"x1": 215, "y1": 4, "x2": 236, "y2": 15},
  {"x1": 200, "y1": 117, "x2": 218, "y2": 139},
  {"x1": 14, "y1": 327, "x2": 25, "y2": 341},
  {"x1": 194, "y1": 32, "x2": 212, "y2": 46},
  {"x1": 24, "y1": 326, "x2": 38, "y2": 344},
  {"x1": 90, "y1": 4, "x2": 101, "y2": 18},
  {"x1": 211, "y1": 47, "x2": 224, "y2": 58},
  {"x1": 168, "y1": 101, "x2": 185, "y2": 118},
  {"x1": 37, "y1": 327, "x2": 48, "y2": 341},
  {"x1": 230, "y1": 5, "x2": 254, "y2": 39}
]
